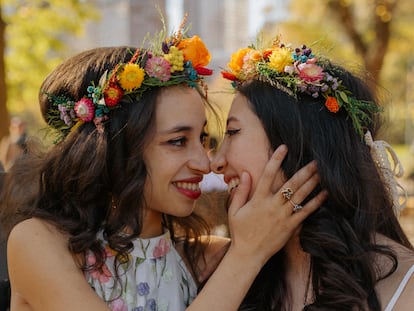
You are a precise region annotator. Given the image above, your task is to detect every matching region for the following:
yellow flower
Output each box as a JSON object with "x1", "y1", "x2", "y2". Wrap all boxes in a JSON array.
[
  {"x1": 177, "y1": 35, "x2": 211, "y2": 68},
  {"x1": 164, "y1": 46, "x2": 184, "y2": 72},
  {"x1": 228, "y1": 48, "x2": 254, "y2": 75},
  {"x1": 118, "y1": 63, "x2": 145, "y2": 91},
  {"x1": 268, "y1": 47, "x2": 293, "y2": 72}
]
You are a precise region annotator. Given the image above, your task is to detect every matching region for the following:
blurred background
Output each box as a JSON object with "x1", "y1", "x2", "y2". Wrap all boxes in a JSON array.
[{"x1": 0, "y1": 0, "x2": 413, "y2": 239}]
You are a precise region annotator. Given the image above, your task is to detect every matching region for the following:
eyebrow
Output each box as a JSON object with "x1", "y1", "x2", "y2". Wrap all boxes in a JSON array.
[
  {"x1": 160, "y1": 120, "x2": 207, "y2": 134},
  {"x1": 226, "y1": 116, "x2": 238, "y2": 125}
]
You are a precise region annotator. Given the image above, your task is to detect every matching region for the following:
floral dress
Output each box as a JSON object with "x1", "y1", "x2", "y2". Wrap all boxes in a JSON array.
[{"x1": 85, "y1": 230, "x2": 197, "y2": 311}]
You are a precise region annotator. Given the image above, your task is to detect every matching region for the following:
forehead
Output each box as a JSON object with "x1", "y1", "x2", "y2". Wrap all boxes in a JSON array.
[
  {"x1": 228, "y1": 93, "x2": 255, "y2": 121},
  {"x1": 155, "y1": 86, "x2": 206, "y2": 128}
]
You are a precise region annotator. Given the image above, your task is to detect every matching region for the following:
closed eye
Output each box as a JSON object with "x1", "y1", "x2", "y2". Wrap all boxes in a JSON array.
[{"x1": 225, "y1": 129, "x2": 240, "y2": 137}]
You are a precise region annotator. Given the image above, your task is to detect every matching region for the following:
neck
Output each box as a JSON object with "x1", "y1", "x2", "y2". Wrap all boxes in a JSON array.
[
  {"x1": 139, "y1": 209, "x2": 164, "y2": 238},
  {"x1": 284, "y1": 234, "x2": 313, "y2": 309}
]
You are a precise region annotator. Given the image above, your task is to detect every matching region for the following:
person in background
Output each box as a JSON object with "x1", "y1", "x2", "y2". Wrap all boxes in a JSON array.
[
  {"x1": 0, "y1": 22, "x2": 325, "y2": 311},
  {"x1": 0, "y1": 116, "x2": 27, "y2": 171},
  {"x1": 212, "y1": 35, "x2": 414, "y2": 310}
]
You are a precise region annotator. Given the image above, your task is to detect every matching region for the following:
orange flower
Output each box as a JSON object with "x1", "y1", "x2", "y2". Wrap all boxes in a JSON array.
[
  {"x1": 177, "y1": 35, "x2": 211, "y2": 68},
  {"x1": 227, "y1": 48, "x2": 253, "y2": 75},
  {"x1": 325, "y1": 96, "x2": 340, "y2": 113}
]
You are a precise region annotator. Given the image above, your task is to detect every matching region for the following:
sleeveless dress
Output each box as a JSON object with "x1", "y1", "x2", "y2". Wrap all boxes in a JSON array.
[{"x1": 85, "y1": 230, "x2": 197, "y2": 311}]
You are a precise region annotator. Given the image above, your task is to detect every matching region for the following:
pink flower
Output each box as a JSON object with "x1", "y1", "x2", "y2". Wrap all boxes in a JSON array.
[
  {"x1": 145, "y1": 56, "x2": 171, "y2": 82},
  {"x1": 74, "y1": 98, "x2": 95, "y2": 122},
  {"x1": 153, "y1": 238, "x2": 170, "y2": 258},
  {"x1": 110, "y1": 298, "x2": 128, "y2": 311},
  {"x1": 297, "y1": 63, "x2": 324, "y2": 82},
  {"x1": 86, "y1": 254, "x2": 113, "y2": 283}
]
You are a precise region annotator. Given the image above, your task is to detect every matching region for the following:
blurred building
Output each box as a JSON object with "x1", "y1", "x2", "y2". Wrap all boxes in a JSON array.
[{"x1": 72, "y1": 0, "x2": 289, "y2": 73}]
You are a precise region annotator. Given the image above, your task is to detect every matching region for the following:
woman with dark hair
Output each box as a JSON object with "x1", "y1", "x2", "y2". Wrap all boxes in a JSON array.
[
  {"x1": 0, "y1": 24, "x2": 324, "y2": 311},
  {"x1": 213, "y1": 37, "x2": 414, "y2": 310}
]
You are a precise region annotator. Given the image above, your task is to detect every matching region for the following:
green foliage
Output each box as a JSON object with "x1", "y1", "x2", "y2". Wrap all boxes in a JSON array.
[
  {"x1": 2, "y1": 0, "x2": 99, "y2": 120},
  {"x1": 273, "y1": 0, "x2": 414, "y2": 144}
]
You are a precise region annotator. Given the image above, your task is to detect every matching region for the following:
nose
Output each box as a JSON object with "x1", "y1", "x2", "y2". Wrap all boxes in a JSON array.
[
  {"x1": 189, "y1": 143, "x2": 211, "y2": 174},
  {"x1": 210, "y1": 146, "x2": 227, "y2": 174}
]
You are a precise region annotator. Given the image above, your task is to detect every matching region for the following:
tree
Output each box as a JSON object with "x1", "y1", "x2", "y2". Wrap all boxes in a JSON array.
[
  {"x1": 269, "y1": 0, "x2": 414, "y2": 142},
  {"x1": 0, "y1": 0, "x2": 98, "y2": 140},
  {"x1": 326, "y1": 0, "x2": 398, "y2": 88}
]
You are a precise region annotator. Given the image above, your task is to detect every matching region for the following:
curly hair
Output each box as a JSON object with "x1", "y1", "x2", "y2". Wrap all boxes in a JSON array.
[
  {"x1": 0, "y1": 47, "x2": 210, "y2": 285},
  {"x1": 236, "y1": 65, "x2": 413, "y2": 311}
]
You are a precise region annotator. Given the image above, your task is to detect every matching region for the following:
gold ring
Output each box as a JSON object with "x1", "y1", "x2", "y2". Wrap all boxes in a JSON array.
[{"x1": 281, "y1": 187, "x2": 293, "y2": 200}]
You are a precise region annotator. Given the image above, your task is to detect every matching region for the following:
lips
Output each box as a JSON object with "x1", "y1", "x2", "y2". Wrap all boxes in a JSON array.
[{"x1": 173, "y1": 177, "x2": 203, "y2": 200}]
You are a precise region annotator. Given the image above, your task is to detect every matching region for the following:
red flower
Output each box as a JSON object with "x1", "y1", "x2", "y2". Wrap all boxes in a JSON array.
[
  {"x1": 104, "y1": 83, "x2": 123, "y2": 107},
  {"x1": 262, "y1": 49, "x2": 273, "y2": 60},
  {"x1": 325, "y1": 96, "x2": 340, "y2": 113},
  {"x1": 221, "y1": 71, "x2": 237, "y2": 81},
  {"x1": 195, "y1": 66, "x2": 213, "y2": 76}
]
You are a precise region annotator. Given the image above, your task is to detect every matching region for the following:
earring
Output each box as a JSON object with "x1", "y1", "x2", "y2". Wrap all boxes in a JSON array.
[{"x1": 111, "y1": 197, "x2": 117, "y2": 209}]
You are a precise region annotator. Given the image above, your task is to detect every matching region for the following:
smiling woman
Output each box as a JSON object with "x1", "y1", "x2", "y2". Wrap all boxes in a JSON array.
[
  {"x1": 213, "y1": 35, "x2": 414, "y2": 310},
  {"x1": 0, "y1": 19, "x2": 326, "y2": 311}
]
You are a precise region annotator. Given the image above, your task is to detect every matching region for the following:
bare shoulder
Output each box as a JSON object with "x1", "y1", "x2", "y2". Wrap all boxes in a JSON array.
[
  {"x1": 8, "y1": 218, "x2": 70, "y2": 258},
  {"x1": 8, "y1": 217, "x2": 75, "y2": 284},
  {"x1": 375, "y1": 234, "x2": 414, "y2": 310},
  {"x1": 8, "y1": 218, "x2": 110, "y2": 310}
]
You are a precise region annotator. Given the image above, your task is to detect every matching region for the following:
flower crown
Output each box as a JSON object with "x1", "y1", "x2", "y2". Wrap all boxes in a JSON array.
[
  {"x1": 221, "y1": 36, "x2": 381, "y2": 138},
  {"x1": 44, "y1": 18, "x2": 212, "y2": 142}
]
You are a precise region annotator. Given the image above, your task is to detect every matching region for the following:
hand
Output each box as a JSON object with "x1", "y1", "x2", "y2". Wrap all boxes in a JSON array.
[{"x1": 227, "y1": 145, "x2": 328, "y2": 266}]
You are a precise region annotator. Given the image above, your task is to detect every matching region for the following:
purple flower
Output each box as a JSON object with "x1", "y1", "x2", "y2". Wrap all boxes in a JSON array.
[
  {"x1": 63, "y1": 115, "x2": 72, "y2": 126},
  {"x1": 69, "y1": 109, "x2": 76, "y2": 119},
  {"x1": 332, "y1": 79, "x2": 339, "y2": 90},
  {"x1": 137, "y1": 282, "x2": 150, "y2": 296},
  {"x1": 146, "y1": 299, "x2": 156, "y2": 311},
  {"x1": 320, "y1": 84, "x2": 329, "y2": 92}
]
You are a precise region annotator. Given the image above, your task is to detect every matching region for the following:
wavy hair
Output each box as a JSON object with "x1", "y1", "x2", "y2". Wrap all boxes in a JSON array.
[
  {"x1": 0, "y1": 47, "x2": 210, "y2": 283},
  {"x1": 237, "y1": 64, "x2": 413, "y2": 311}
]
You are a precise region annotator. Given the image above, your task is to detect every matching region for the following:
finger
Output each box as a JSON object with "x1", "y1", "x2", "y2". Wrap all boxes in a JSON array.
[
  {"x1": 288, "y1": 172, "x2": 320, "y2": 204},
  {"x1": 290, "y1": 190, "x2": 328, "y2": 223},
  {"x1": 254, "y1": 145, "x2": 288, "y2": 198},
  {"x1": 278, "y1": 160, "x2": 318, "y2": 196},
  {"x1": 228, "y1": 171, "x2": 251, "y2": 217}
]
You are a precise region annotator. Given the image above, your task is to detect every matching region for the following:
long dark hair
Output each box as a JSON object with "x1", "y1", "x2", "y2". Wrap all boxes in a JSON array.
[
  {"x1": 0, "y1": 47, "x2": 210, "y2": 281},
  {"x1": 237, "y1": 65, "x2": 413, "y2": 310}
]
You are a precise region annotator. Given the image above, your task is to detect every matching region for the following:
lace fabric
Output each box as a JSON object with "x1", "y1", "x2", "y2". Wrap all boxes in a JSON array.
[{"x1": 365, "y1": 130, "x2": 407, "y2": 217}]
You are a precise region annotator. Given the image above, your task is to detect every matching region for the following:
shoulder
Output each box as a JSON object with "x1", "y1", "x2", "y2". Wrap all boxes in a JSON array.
[
  {"x1": 8, "y1": 220, "x2": 111, "y2": 310},
  {"x1": 375, "y1": 235, "x2": 414, "y2": 310},
  {"x1": 9, "y1": 217, "x2": 68, "y2": 249},
  {"x1": 8, "y1": 218, "x2": 73, "y2": 274}
]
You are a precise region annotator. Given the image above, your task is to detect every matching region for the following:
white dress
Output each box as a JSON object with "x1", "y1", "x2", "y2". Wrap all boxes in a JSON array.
[{"x1": 85, "y1": 230, "x2": 197, "y2": 311}]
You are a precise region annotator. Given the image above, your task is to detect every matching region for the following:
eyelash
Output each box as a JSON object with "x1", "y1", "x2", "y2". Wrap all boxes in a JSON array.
[
  {"x1": 167, "y1": 132, "x2": 209, "y2": 147},
  {"x1": 168, "y1": 137, "x2": 187, "y2": 146},
  {"x1": 225, "y1": 129, "x2": 240, "y2": 137}
]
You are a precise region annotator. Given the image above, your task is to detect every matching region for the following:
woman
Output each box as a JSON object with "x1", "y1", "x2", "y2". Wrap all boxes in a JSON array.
[
  {"x1": 213, "y1": 37, "x2": 414, "y2": 310},
  {"x1": 0, "y1": 25, "x2": 325, "y2": 310}
]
